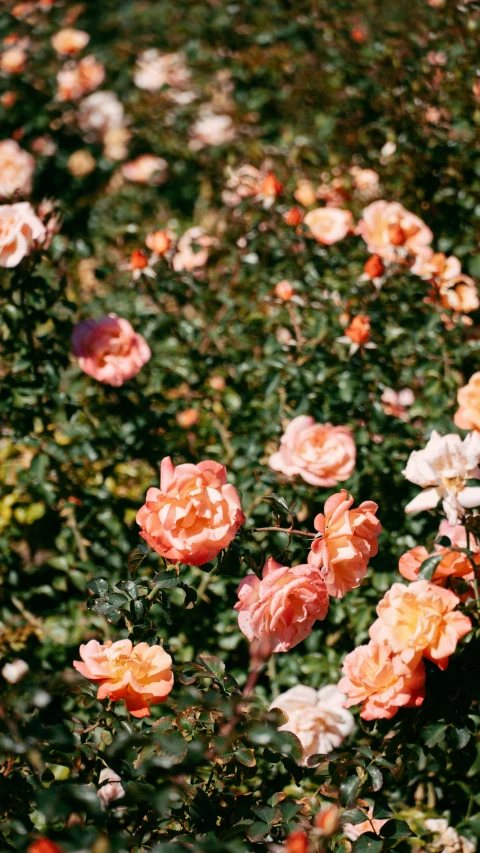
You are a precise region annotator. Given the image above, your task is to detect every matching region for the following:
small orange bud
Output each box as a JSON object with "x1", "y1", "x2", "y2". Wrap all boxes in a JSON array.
[
  {"x1": 364, "y1": 254, "x2": 384, "y2": 278},
  {"x1": 284, "y1": 206, "x2": 303, "y2": 226},
  {"x1": 146, "y1": 229, "x2": 171, "y2": 255},
  {"x1": 388, "y1": 223, "x2": 405, "y2": 246},
  {"x1": 176, "y1": 408, "x2": 199, "y2": 428},
  {"x1": 130, "y1": 249, "x2": 148, "y2": 270},
  {"x1": 275, "y1": 280, "x2": 294, "y2": 301},
  {"x1": 208, "y1": 374, "x2": 226, "y2": 391},
  {"x1": 351, "y1": 26, "x2": 368, "y2": 43},
  {"x1": 258, "y1": 172, "x2": 283, "y2": 198},
  {"x1": 345, "y1": 314, "x2": 370, "y2": 345},
  {"x1": 286, "y1": 831, "x2": 309, "y2": 853}
]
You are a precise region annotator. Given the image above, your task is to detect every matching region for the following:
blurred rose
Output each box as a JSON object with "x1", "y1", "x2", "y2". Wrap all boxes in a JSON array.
[
  {"x1": 137, "y1": 456, "x2": 245, "y2": 566},
  {"x1": 146, "y1": 229, "x2": 171, "y2": 255},
  {"x1": 27, "y1": 840, "x2": 64, "y2": 853},
  {"x1": 67, "y1": 149, "x2": 96, "y2": 177},
  {"x1": 439, "y1": 276, "x2": 479, "y2": 315},
  {"x1": 350, "y1": 167, "x2": 380, "y2": 196},
  {"x1": 284, "y1": 206, "x2": 303, "y2": 226},
  {"x1": 381, "y1": 387, "x2": 414, "y2": 420},
  {"x1": 122, "y1": 154, "x2": 168, "y2": 184},
  {"x1": 103, "y1": 127, "x2": 130, "y2": 161},
  {"x1": 72, "y1": 314, "x2": 151, "y2": 386},
  {"x1": 222, "y1": 164, "x2": 262, "y2": 206},
  {"x1": 176, "y1": 408, "x2": 199, "y2": 428},
  {"x1": 357, "y1": 200, "x2": 433, "y2": 262},
  {"x1": 189, "y1": 108, "x2": 235, "y2": 151},
  {"x1": 363, "y1": 254, "x2": 384, "y2": 278},
  {"x1": 269, "y1": 415, "x2": 356, "y2": 487},
  {"x1": 0, "y1": 139, "x2": 35, "y2": 197},
  {"x1": 345, "y1": 315, "x2": 370, "y2": 345},
  {"x1": 51, "y1": 28, "x2": 90, "y2": 55},
  {"x1": 308, "y1": 490, "x2": 381, "y2": 598},
  {"x1": 294, "y1": 179, "x2": 317, "y2": 207},
  {"x1": 97, "y1": 767, "x2": 125, "y2": 808},
  {"x1": 134, "y1": 49, "x2": 191, "y2": 91},
  {"x1": 2, "y1": 658, "x2": 28, "y2": 683},
  {"x1": 275, "y1": 280, "x2": 294, "y2": 301},
  {"x1": 455, "y1": 373, "x2": 480, "y2": 431},
  {"x1": 257, "y1": 171, "x2": 283, "y2": 201},
  {"x1": 57, "y1": 55, "x2": 105, "y2": 100},
  {"x1": 78, "y1": 91, "x2": 125, "y2": 138},
  {"x1": 0, "y1": 201, "x2": 46, "y2": 267},
  {"x1": 172, "y1": 226, "x2": 212, "y2": 272},
  {"x1": 235, "y1": 557, "x2": 329, "y2": 653},
  {"x1": 74, "y1": 639, "x2": 173, "y2": 718},
  {"x1": 304, "y1": 207, "x2": 353, "y2": 245},
  {"x1": 403, "y1": 430, "x2": 480, "y2": 523},
  {"x1": 270, "y1": 684, "x2": 355, "y2": 762},
  {"x1": 339, "y1": 640, "x2": 425, "y2": 720},
  {"x1": 1, "y1": 46, "x2": 27, "y2": 74},
  {"x1": 369, "y1": 580, "x2": 472, "y2": 669}
]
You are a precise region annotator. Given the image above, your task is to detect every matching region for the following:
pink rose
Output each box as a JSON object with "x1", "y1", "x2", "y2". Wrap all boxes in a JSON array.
[
  {"x1": 235, "y1": 557, "x2": 329, "y2": 653},
  {"x1": 338, "y1": 640, "x2": 425, "y2": 720},
  {"x1": 71, "y1": 314, "x2": 151, "y2": 386},
  {"x1": 455, "y1": 372, "x2": 480, "y2": 431},
  {"x1": 0, "y1": 202, "x2": 45, "y2": 268},
  {"x1": 357, "y1": 200, "x2": 433, "y2": 262},
  {"x1": 56, "y1": 55, "x2": 105, "y2": 101},
  {"x1": 136, "y1": 456, "x2": 245, "y2": 566},
  {"x1": 121, "y1": 154, "x2": 168, "y2": 184},
  {"x1": 0, "y1": 139, "x2": 35, "y2": 198},
  {"x1": 303, "y1": 207, "x2": 353, "y2": 245},
  {"x1": 369, "y1": 580, "x2": 472, "y2": 670},
  {"x1": 270, "y1": 684, "x2": 355, "y2": 762},
  {"x1": 269, "y1": 415, "x2": 356, "y2": 487},
  {"x1": 308, "y1": 490, "x2": 381, "y2": 598}
]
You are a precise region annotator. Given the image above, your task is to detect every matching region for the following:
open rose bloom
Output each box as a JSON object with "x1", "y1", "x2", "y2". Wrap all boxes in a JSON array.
[
  {"x1": 73, "y1": 639, "x2": 173, "y2": 718},
  {"x1": 0, "y1": 139, "x2": 35, "y2": 198},
  {"x1": 56, "y1": 55, "x2": 105, "y2": 100},
  {"x1": 403, "y1": 430, "x2": 480, "y2": 524},
  {"x1": 270, "y1": 684, "x2": 354, "y2": 762},
  {"x1": 235, "y1": 557, "x2": 329, "y2": 653},
  {"x1": 269, "y1": 416, "x2": 356, "y2": 487},
  {"x1": 357, "y1": 199, "x2": 433, "y2": 262},
  {"x1": 455, "y1": 373, "x2": 480, "y2": 431},
  {"x1": 308, "y1": 490, "x2": 382, "y2": 598},
  {"x1": 72, "y1": 314, "x2": 151, "y2": 386},
  {"x1": 339, "y1": 640, "x2": 426, "y2": 720},
  {"x1": 399, "y1": 520, "x2": 478, "y2": 592},
  {"x1": 136, "y1": 456, "x2": 245, "y2": 566},
  {"x1": 122, "y1": 154, "x2": 168, "y2": 184},
  {"x1": 0, "y1": 202, "x2": 45, "y2": 268},
  {"x1": 369, "y1": 580, "x2": 472, "y2": 670},
  {"x1": 303, "y1": 207, "x2": 353, "y2": 245}
]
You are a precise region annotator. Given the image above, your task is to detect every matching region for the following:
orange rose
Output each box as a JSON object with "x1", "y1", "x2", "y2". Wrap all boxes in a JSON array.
[
  {"x1": 269, "y1": 415, "x2": 356, "y2": 487},
  {"x1": 357, "y1": 200, "x2": 433, "y2": 262},
  {"x1": 369, "y1": 580, "x2": 472, "y2": 670},
  {"x1": 146, "y1": 229, "x2": 171, "y2": 255},
  {"x1": 136, "y1": 456, "x2": 245, "y2": 566},
  {"x1": 338, "y1": 640, "x2": 425, "y2": 720},
  {"x1": 51, "y1": 28, "x2": 90, "y2": 56},
  {"x1": 345, "y1": 315, "x2": 370, "y2": 345},
  {"x1": 455, "y1": 373, "x2": 480, "y2": 430},
  {"x1": 304, "y1": 207, "x2": 353, "y2": 245},
  {"x1": 73, "y1": 639, "x2": 173, "y2": 718},
  {"x1": 308, "y1": 490, "x2": 381, "y2": 598}
]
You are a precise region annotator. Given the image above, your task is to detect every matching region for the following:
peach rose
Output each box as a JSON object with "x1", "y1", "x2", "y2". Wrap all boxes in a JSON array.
[
  {"x1": 189, "y1": 108, "x2": 235, "y2": 151},
  {"x1": 439, "y1": 276, "x2": 479, "y2": 315},
  {"x1": 71, "y1": 314, "x2": 151, "y2": 386},
  {"x1": 0, "y1": 139, "x2": 35, "y2": 197},
  {"x1": 122, "y1": 154, "x2": 168, "y2": 184},
  {"x1": 51, "y1": 28, "x2": 90, "y2": 55},
  {"x1": 350, "y1": 167, "x2": 380, "y2": 196},
  {"x1": 235, "y1": 557, "x2": 329, "y2": 653},
  {"x1": 172, "y1": 226, "x2": 212, "y2": 273},
  {"x1": 146, "y1": 229, "x2": 171, "y2": 255},
  {"x1": 0, "y1": 202, "x2": 46, "y2": 268},
  {"x1": 338, "y1": 640, "x2": 425, "y2": 720},
  {"x1": 455, "y1": 373, "x2": 480, "y2": 431},
  {"x1": 411, "y1": 251, "x2": 460, "y2": 281},
  {"x1": 269, "y1": 415, "x2": 356, "y2": 487},
  {"x1": 136, "y1": 456, "x2": 245, "y2": 566},
  {"x1": 275, "y1": 280, "x2": 294, "y2": 301},
  {"x1": 357, "y1": 200, "x2": 433, "y2": 262},
  {"x1": 222, "y1": 164, "x2": 263, "y2": 206},
  {"x1": 399, "y1": 520, "x2": 478, "y2": 588},
  {"x1": 134, "y1": 49, "x2": 191, "y2": 92},
  {"x1": 56, "y1": 55, "x2": 105, "y2": 101},
  {"x1": 0, "y1": 46, "x2": 27, "y2": 74},
  {"x1": 73, "y1": 639, "x2": 173, "y2": 718},
  {"x1": 345, "y1": 315, "x2": 370, "y2": 345},
  {"x1": 270, "y1": 684, "x2": 355, "y2": 762},
  {"x1": 304, "y1": 207, "x2": 353, "y2": 245},
  {"x1": 369, "y1": 580, "x2": 472, "y2": 670},
  {"x1": 308, "y1": 490, "x2": 382, "y2": 598}
]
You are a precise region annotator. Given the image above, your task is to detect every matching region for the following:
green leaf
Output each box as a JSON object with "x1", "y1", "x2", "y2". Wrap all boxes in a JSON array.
[
  {"x1": 339, "y1": 774, "x2": 362, "y2": 808},
  {"x1": 197, "y1": 654, "x2": 225, "y2": 680},
  {"x1": 152, "y1": 571, "x2": 179, "y2": 589},
  {"x1": 448, "y1": 726, "x2": 471, "y2": 749},
  {"x1": 246, "y1": 821, "x2": 271, "y2": 843},
  {"x1": 235, "y1": 747, "x2": 256, "y2": 767},
  {"x1": 417, "y1": 553, "x2": 444, "y2": 580},
  {"x1": 87, "y1": 579, "x2": 109, "y2": 597},
  {"x1": 117, "y1": 580, "x2": 138, "y2": 599},
  {"x1": 341, "y1": 809, "x2": 370, "y2": 826},
  {"x1": 367, "y1": 765, "x2": 383, "y2": 792},
  {"x1": 380, "y1": 820, "x2": 412, "y2": 840},
  {"x1": 252, "y1": 806, "x2": 281, "y2": 824},
  {"x1": 352, "y1": 833, "x2": 383, "y2": 853},
  {"x1": 422, "y1": 722, "x2": 448, "y2": 748}
]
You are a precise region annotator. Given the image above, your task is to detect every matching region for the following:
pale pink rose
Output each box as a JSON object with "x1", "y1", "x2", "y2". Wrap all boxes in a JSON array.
[
  {"x1": 121, "y1": 154, "x2": 168, "y2": 184},
  {"x1": 369, "y1": 580, "x2": 472, "y2": 670},
  {"x1": 133, "y1": 49, "x2": 191, "y2": 92},
  {"x1": 73, "y1": 639, "x2": 173, "y2": 718},
  {"x1": 78, "y1": 91, "x2": 125, "y2": 138},
  {"x1": 189, "y1": 108, "x2": 235, "y2": 151},
  {"x1": 0, "y1": 202, "x2": 46, "y2": 267},
  {"x1": 308, "y1": 490, "x2": 382, "y2": 598},
  {"x1": 380, "y1": 387, "x2": 414, "y2": 420},
  {"x1": 338, "y1": 640, "x2": 425, "y2": 720},
  {"x1": 269, "y1": 415, "x2": 356, "y2": 487},
  {"x1": 0, "y1": 139, "x2": 35, "y2": 197},
  {"x1": 270, "y1": 684, "x2": 355, "y2": 762},
  {"x1": 343, "y1": 807, "x2": 388, "y2": 841},
  {"x1": 222, "y1": 164, "x2": 263, "y2": 206},
  {"x1": 71, "y1": 314, "x2": 151, "y2": 386},
  {"x1": 350, "y1": 167, "x2": 380, "y2": 196},
  {"x1": 51, "y1": 28, "x2": 90, "y2": 56},
  {"x1": 411, "y1": 251, "x2": 461, "y2": 280},
  {"x1": 97, "y1": 768, "x2": 125, "y2": 808},
  {"x1": 357, "y1": 200, "x2": 433, "y2": 262},
  {"x1": 56, "y1": 55, "x2": 105, "y2": 101},
  {"x1": 172, "y1": 226, "x2": 212, "y2": 272},
  {"x1": 403, "y1": 430, "x2": 480, "y2": 524},
  {"x1": 235, "y1": 557, "x2": 329, "y2": 653},
  {"x1": 303, "y1": 207, "x2": 353, "y2": 245},
  {"x1": 136, "y1": 456, "x2": 245, "y2": 566},
  {"x1": 455, "y1": 373, "x2": 480, "y2": 431},
  {"x1": 2, "y1": 658, "x2": 28, "y2": 683}
]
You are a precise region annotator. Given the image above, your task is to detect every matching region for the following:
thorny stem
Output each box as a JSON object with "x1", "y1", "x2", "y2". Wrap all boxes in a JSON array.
[{"x1": 253, "y1": 526, "x2": 317, "y2": 538}]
